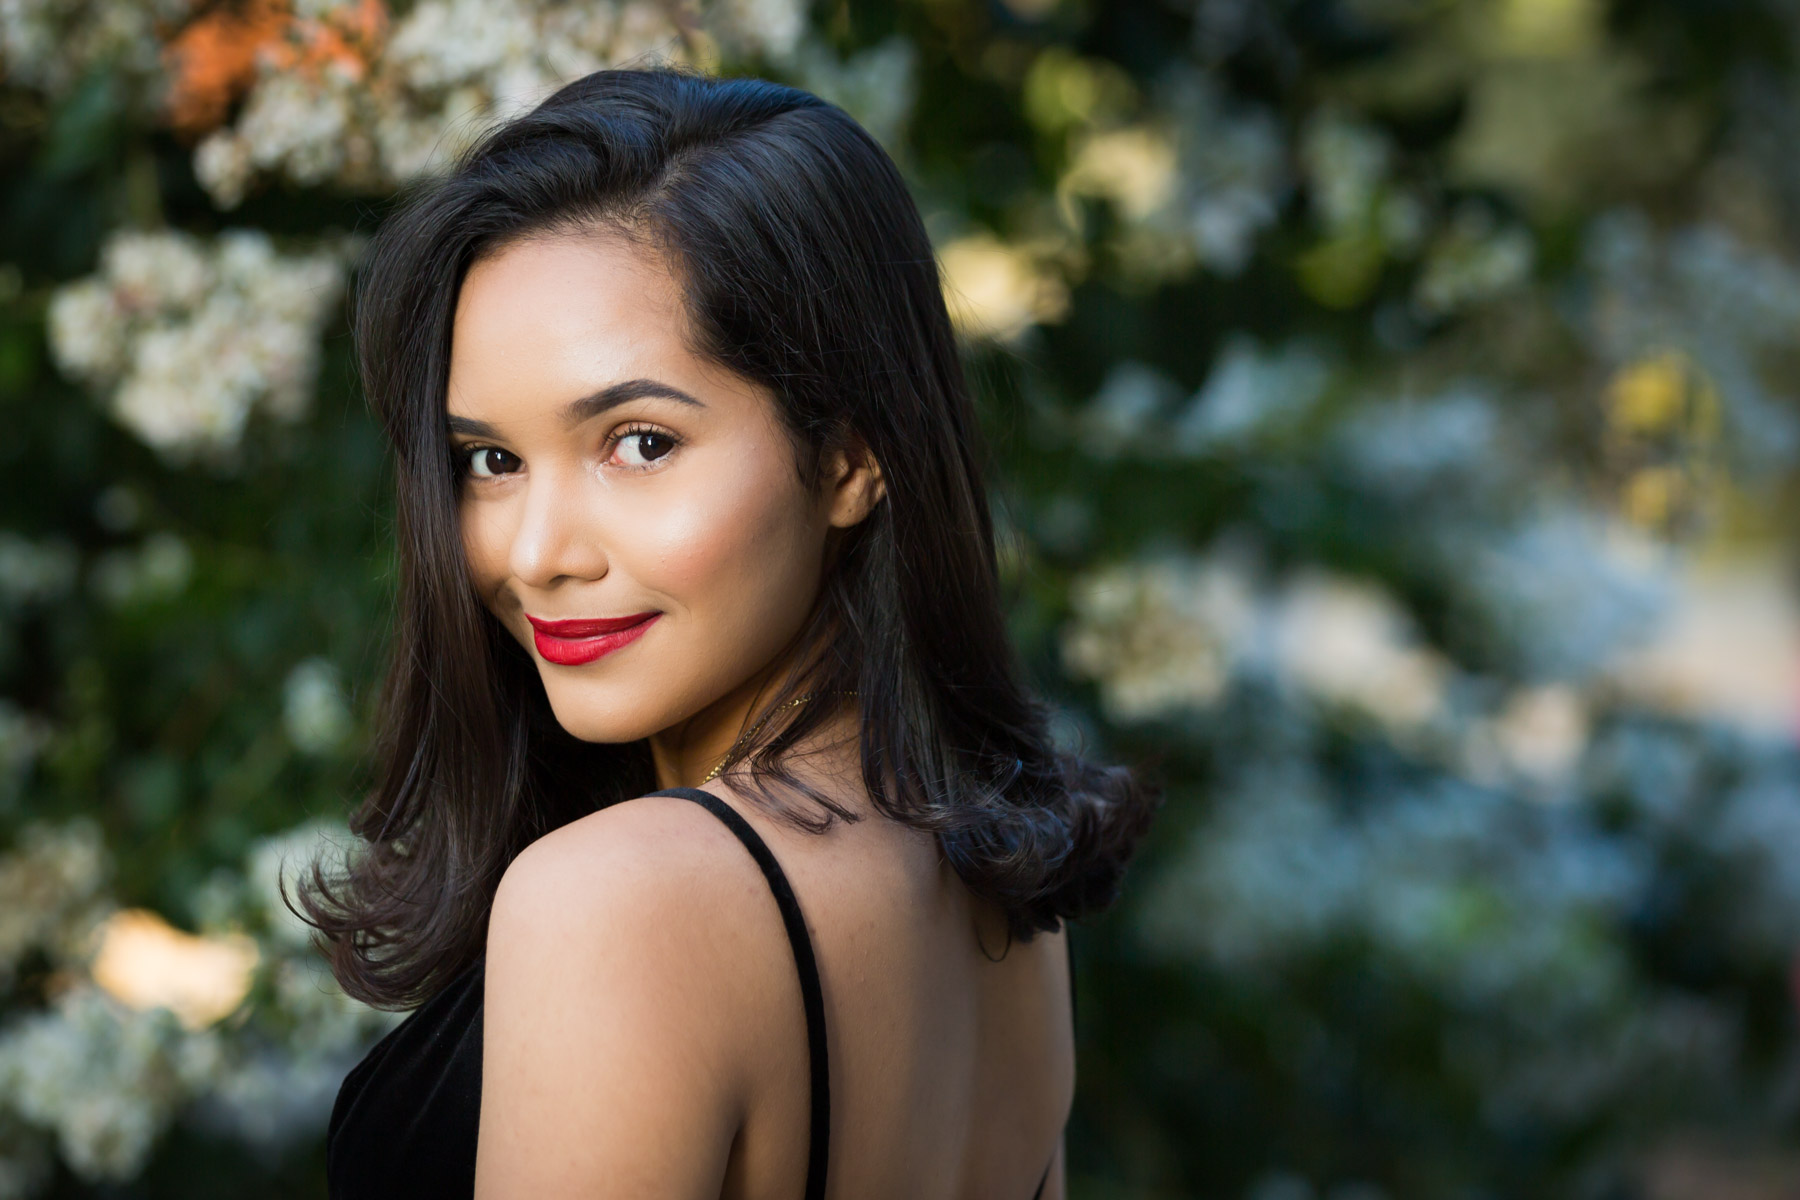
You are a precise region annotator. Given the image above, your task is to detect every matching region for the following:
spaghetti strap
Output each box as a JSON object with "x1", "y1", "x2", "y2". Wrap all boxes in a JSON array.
[
  {"x1": 644, "y1": 787, "x2": 830, "y2": 1200},
  {"x1": 1030, "y1": 927, "x2": 1076, "y2": 1200},
  {"x1": 643, "y1": 786, "x2": 1073, "y2": 1200}
]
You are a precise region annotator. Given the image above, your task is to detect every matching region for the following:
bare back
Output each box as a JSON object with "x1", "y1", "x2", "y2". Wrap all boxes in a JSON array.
[
  {"x1": 704, "y1": 781, "x2": 1076, "y2": 1200},
  {"x1": 475, "y1": 781, "x2": 1074, "y2": 1200}
]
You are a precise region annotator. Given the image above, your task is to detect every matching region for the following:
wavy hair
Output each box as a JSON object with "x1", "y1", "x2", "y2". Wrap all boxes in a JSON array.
[{"x1": 298, "y1": 66, "x2": 1160, "y2": 1009}]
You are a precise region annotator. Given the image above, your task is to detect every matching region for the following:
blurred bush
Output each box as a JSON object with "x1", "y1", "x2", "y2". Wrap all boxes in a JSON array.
[{"x1": 1, "y1": 1, "x2": 1797, "y2": 1197}]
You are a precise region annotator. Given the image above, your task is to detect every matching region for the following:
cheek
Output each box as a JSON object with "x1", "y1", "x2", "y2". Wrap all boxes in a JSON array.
[
  {"x1": 634, "y1": 444, "x2": 821, "y2": 623},
  {"x1": 460, "y1": 497, "x2": 513, "y2": 601}
]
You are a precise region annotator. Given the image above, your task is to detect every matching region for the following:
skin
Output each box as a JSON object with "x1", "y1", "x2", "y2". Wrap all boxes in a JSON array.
[{"x1": 450, "y1": 230, "x2": 1072, "y2": 1199}]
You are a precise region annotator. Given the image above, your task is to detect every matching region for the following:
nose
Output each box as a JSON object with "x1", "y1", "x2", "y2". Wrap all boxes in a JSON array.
[{"x1": 507, "y1": 465, "x2": 608, "y2": 589}]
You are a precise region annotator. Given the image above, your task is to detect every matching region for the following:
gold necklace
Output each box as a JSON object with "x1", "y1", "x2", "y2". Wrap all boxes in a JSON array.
[{"x1": 699, "y1": 689, "x2": 858, "y2": 785}]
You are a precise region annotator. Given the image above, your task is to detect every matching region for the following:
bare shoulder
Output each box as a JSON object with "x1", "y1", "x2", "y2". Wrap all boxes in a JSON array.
[
  {"x1": 490, "y1": 793, "x2": 755, "y2": 930},
  {"x1": 484, "y1": 792, "x2": 797, "y2": 1034},
  {"x1": 475, "y1": 795, "x2": 795, "y2": 1198}
]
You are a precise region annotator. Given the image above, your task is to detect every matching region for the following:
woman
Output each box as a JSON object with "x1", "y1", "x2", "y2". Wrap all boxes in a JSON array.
[{"x1": 303, "y1": 66, "x2": 1160, "y2": 1200}]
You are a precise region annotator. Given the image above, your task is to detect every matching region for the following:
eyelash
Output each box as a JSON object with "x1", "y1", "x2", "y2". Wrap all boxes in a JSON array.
[{"x1": 453, "y1": 422, "x2": 682, "y2": 480}]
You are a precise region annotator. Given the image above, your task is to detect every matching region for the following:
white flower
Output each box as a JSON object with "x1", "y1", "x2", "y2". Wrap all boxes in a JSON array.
[
  {"x1": 190, "y1": 1039, "x2": 357, "y2": 1151},
  {"x1": 48, "y1": 229, "x2": 347, "y2": 463},
  {"x1": 1061, "y1": 551, "x2": 1260, "y2": 721},
  {"x1": 0, "y1": 820, "x2": 112, "y2": 988},
  {"x1": 1174, "y1": 334, "x2": 1330, "y2": 453},
  {"x1": 0, "y1": 986, "x2": 207, "y2": 1182},
  {"x1": 0, "y1": 0, "x2": 187, "y2": 102},
  {"x1": 101, "y1": 231, "x2": 215, "y2": 314},
  {"x1": 1603, "y1": 553, "x2": 1800, "y2": 737},
  {"x1": 1487, "y1": 684, "x2": 1590, "y2": 783},
  {"x1": 1414, "y1": 205, "x2": 1536, "y2": 316},
  {"x1": 282, "y1": 659, "x2": 354, "y2": 755},
  {"x1": 89, "y1": 532, "x2": 194, "y2": 609},
  {"x1": 1459, "y1": 507, "x2": 1672, "y2": 681},
  {"x1": 711, "y1": 0, "x2": 807, "y2": 62},
  {"x1": 371, "y1": 99, "x2": 476, "y2": 183},
  {"x1": 1583, "y1": 211, "x2": 1800, "y2": 475},
  {"x1": 245, "y1": 821, "x2": 353, "y2": 952},
  {"x1": 937, "y1": 234, "x2": 1069, "y2": 342},
  {"x1": 1160, "y1": 69, "x2": 1288, "y2": 276},
  {"x1": 384, "y1": 0, "x2": 541, "y2": 94},
  {"x1": 1272, "y1": 571, "x2": 1452, "y2": 730},
  {"x1": 1078, "y1": 360, "x2": 1184, "y2": 458},
  {"x1": 790, "y1": 36, "x2": 918, "y2": 148},
  {"x1": 608, "y1": 2, "x2": 686, "y2": 65},
  {"x1": 1300, "y1": 109, "x2": 1392, "y2": 234},
  {"x1": 1136, "y1": 763, "x2": 1361, "y2": 967},
  {"x1": 232, "y1": 70, "x2": 359, "y2": 188},
  {"x1": 185, "y1": 0, "x2": 913, "y2": 206},
  {"x1": 193, "y1": 133, "x2": 257, "y2": 210},
  {"x1": 89, "y1": 909, "x2": 259, "y2": 1031},
  {"x1": 46, "y1": 280, "x2": 128, "y2": 381},
  {"x1": 1063, "y1": 544, "x2": 1462, "y2": 733},
  {"x1": 1061, "y1": 125, "x2": 1180, "y2": 222},
  {"x1": 1330, "y1": 386, "x2": 1500, "y2": 497},
  {"x1": 0, "y1": 533, "x2": 77, "y2": 609},
  {"x1": 188, "y1": 0, "x2": 702, "y2": 204}
]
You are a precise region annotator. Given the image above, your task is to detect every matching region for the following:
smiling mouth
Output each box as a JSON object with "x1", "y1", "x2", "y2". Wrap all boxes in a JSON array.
[{"x1": 525, "y1": 612, "x2": 660, "y2": 666}]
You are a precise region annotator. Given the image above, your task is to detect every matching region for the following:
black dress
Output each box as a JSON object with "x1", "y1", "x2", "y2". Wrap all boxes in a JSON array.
[{"x1": 325, "y1": 787, "x2": 1060, "y2": 1199}]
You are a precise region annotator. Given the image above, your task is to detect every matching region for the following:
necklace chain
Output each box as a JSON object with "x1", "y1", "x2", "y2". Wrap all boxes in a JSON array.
[{"x1": 699, "y1": 689, "x2": 858, "y2": 785}]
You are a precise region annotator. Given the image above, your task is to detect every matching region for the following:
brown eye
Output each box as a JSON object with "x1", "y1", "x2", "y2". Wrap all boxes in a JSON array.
[
  {"x1": 608, "y1": 424, "x2": 684, "y2": 471},
  {"x1": 611, "y1": 429, "x2": 679, "y2": 468},
  {"x1": 465, "y1": 446, "x2": 521, "y2": 478}
]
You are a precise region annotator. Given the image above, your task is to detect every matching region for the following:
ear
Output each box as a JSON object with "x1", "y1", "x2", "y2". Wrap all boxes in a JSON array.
[{"x1": 823, "y1": 440, "x2": 887, "y2": 529}]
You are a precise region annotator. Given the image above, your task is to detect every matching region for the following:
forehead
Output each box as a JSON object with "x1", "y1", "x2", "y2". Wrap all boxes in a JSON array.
[{"x1": 447, "y1": 232, "x2": 694, "y2": 406}]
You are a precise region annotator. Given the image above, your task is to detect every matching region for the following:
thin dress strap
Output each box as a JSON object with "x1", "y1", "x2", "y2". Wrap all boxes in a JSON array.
[{"x1": 645, "y1": 787, "x2": 830, "y2": 1200}]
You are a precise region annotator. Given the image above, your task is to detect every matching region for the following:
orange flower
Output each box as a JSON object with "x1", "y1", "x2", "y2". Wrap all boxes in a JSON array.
[{"x1": 162, "y1": 0, "x2": 388, "y2": 138}]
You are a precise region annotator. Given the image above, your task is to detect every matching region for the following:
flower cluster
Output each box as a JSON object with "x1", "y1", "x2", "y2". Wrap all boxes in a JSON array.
[
  {"x1": 1583, "y1": 211, "x2": 1800, "y2": 480},
  {"x1": 0, "y1": 819, "x2": 395, "y2": 1190},
  {"x1": 0, "y1": 0, "x2": 189, "y2": 104},
  {"x1": 0, "y1": 987, "x2": 221, "y2": 1184},
  {"x1": 186, "y1": 819, "x2": 399, "y2": 1151},
  {"x1": 1057, "y1": 505, "x2": 1709, "y2": 790},
  {"x1": 0, "y1": 822, "x2": 111, "y2": 992},
  {"x1": 176, "y1": 0, "x2": 859, "y2": 209},
  {"x1": 0, "y1": 704, "x2": 51, "y2": 813},
  {"x1": 938, "y1": 233, "x2": 1072, "y2": 344},
  {"x1": 281, "y1": 658, "x2": 354, "y2": 756},
  {"x1": 47, "y1": 228, "x2": 347, "y2": 463},
  {"x1": 1062, "y1": 548, "x2": 1456, "y2": 737},
  {"x1": 0, "y1": 535, "x2": 76, "y2": 613},
  {"x1": 1158, "y1": 68, "x2": 1288, "y2": 278},
  {"x1": 1051, "y1": 64, "x2": 1287, "y2": 283},
  {"x1": 89, "y1": 532, "x2": 193, "y2": 610},
  {"x1": 1128, "y1": 694, "x2": 1798, "y2": 1145}
]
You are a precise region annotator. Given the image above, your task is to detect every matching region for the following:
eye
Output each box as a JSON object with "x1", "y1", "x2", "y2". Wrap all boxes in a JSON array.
[
  {"x1": 608, "y1": 424, "x2": 680, "y2": 470},
  {"x1": 462, "y1": 445, "x2": 521, "y2": 478}
]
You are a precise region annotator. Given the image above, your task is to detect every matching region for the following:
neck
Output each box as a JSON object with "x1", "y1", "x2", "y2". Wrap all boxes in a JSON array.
[{"x1": 647, "y1": 658, "x2": 856, "y2": 792}]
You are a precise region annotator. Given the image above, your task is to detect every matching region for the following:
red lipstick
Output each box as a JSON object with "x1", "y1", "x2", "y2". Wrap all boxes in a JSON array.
[{"x1": 526, "y1": 612, "x2": 660, "y2": 666}]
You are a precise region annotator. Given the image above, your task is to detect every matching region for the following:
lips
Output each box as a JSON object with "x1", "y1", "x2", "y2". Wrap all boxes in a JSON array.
[{"x1": 525, "y1": 612, "x2": 660, "y2": 666}]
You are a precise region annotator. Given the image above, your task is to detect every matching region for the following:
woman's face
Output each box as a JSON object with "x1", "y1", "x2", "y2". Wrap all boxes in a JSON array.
[{"x1": 445, "y1": 231, "x2": 882, "y2": 758}]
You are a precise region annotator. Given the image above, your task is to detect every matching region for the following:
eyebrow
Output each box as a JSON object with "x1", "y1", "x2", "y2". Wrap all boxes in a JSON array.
[{"x1": 445, "y1": 378, "x2": 705, "y2": 438}]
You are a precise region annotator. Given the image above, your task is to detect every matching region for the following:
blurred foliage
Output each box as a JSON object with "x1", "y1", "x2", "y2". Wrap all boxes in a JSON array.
[{"x1": 1, "y1": 0, "x2": 1799, "y2": 1197}]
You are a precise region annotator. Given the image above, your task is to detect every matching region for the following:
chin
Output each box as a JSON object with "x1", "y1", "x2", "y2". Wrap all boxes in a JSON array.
[{"x1": 539, "y1": 680, "x2": 660, "y2": 745}]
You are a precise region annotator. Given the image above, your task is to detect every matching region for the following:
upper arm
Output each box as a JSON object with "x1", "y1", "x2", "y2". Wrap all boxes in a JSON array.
[{"x1": 473, "y1": 800, "x2": 767, "y2": 1200}]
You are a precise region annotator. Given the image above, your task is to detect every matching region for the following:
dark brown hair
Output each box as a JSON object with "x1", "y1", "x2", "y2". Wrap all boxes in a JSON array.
[{"x1": 299, "y1": 66, "x2": 1160, "y2": 1009}]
